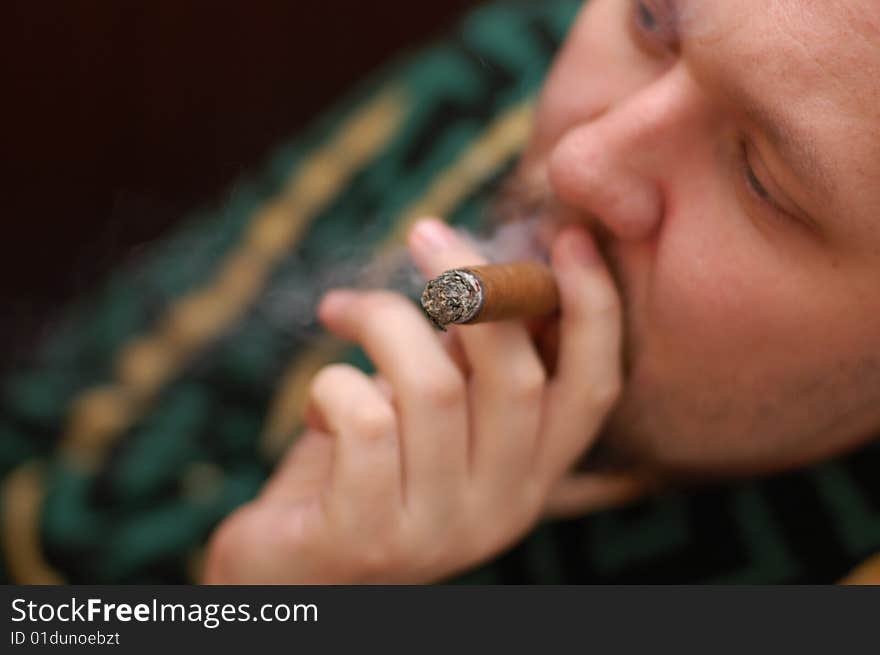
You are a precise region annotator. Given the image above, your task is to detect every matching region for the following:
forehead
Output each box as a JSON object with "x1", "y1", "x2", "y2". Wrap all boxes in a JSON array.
[{"x1": 684, "y1": 0, "x2": 879, "y2": 100}]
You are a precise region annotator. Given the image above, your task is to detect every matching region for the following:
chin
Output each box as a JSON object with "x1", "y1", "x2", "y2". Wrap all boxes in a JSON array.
[{"x1": 587, "y1": 391, "x2": 753, "y2": 479}]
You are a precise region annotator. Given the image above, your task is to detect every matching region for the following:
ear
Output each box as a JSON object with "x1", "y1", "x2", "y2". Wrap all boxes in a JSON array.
[{"x1": 542, "y1": 469, "x2": 661, "y2": 519}]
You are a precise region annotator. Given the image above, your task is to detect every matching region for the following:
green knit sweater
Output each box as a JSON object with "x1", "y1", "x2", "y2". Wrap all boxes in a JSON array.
[{"x1": 2, "y1": 0, "x2": 878, "y2": 584}]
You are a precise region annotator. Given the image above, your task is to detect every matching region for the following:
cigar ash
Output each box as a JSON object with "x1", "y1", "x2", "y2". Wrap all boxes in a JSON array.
[{"x1": 420, "y1": 269, "x2": 483, "y2": 330}]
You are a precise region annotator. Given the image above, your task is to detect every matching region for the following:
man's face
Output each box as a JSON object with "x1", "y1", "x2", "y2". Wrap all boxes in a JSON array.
[{"x1": 515, "y1": 0, "x2": 880, "y2": 475}]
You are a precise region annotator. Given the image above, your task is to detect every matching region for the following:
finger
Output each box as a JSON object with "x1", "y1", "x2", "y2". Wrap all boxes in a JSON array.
[
  {"x1": 438, "y1": 330, "x2": 470, "y2": 378},
  {"x1": 305, "y1": 375, "x2": 395, "y2": 431},
  {"x1": 542, "y1": 471, "x2": 659, "y2": 519},
  {"x1": 407, "y1": 218, "x2": 546, "y2": 486},
  {"x1": 304, "y1": 401, "x2": 330, "y2": 434},
  {"x1": 372, "y1": 373, "x2": 394, "y2": 401},
  {"x1": 261, "y1": 429, "x2": 334, "y2": 503},
  {"x1": 307, "y1": 363, "x2": 404, "y2": 524},
  {"x1": 539, "y1": 226, "x2": 623, "y2": 479},
  {"x1": 296, "y1": 373, "x2": 399, "y2": 508},
  {"x1": 318, "y1": 291, "x2": 469, "y2": 513}
]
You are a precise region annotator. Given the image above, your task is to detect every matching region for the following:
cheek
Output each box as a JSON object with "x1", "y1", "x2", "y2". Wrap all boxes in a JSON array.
[
  {"x1": 635, "y1": 147, "x2": 859, "y2": 378},
  {"x1": 643, "y1": 214, "x2": 821, "y2": 379}
]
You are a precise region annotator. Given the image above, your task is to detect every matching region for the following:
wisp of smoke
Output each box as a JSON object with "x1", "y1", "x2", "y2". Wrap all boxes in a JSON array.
[{"x1": 258, "y1": 213, "x2": 545, "y2": 343}]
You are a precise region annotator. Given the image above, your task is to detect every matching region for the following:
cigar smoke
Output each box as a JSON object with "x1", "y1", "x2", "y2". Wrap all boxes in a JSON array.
[
  {"x1": 255, "y1": 169, "x2": 554, "y2": 351},
  {"x1": 30, "y1": 176, "x2": 548, "y2": 378},
  {"x1": 258, "y1": 215, "x2": 545, "y2": 347}
]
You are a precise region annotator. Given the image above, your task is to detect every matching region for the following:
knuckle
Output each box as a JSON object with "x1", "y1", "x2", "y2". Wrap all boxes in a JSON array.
[
  {"x1": 311, "y1": 363, "x2": 355, "y2": 393},
  {"x1": 511, "y1": 361, "x2": 547, "y2": 403},
  {"x1": 347, "y1": 402, "x2": 396, "y2": 441}
]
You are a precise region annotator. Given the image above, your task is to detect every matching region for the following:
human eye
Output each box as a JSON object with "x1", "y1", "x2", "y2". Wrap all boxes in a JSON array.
[
  {"x1": 737, "y1": 139, "x2": 787, "y2": 214},
  {"x1": 635, "y1": 0, "x2": 659, "y2": 32},
  {"x1": 740, "y1": 145, "x2": 775, "y2": 206},
  {"x1": 736, "y1": 140, "x2": 813, "y2": 232},
  {"x1": 628, "y1": 0, "x2": 678, "y2": 55}
]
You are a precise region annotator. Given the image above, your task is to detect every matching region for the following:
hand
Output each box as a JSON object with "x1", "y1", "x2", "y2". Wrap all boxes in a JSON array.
[{"x1": 203, "y1": 218, "x2": 624, "y2": 584}]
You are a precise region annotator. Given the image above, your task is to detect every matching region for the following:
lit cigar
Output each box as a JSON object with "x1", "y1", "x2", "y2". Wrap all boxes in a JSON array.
[{"x1": 420, "y1": 261, "x2": 559, "y2": 330}]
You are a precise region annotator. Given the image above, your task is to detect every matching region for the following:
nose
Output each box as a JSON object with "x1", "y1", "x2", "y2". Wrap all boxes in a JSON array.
[{"x1": 547, "y1": 65, "x2": 701, "y2": 241}]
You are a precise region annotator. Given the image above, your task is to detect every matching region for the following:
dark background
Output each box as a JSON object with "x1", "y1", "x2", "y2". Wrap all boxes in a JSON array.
[{"x1": 2, "y1": 0, "x2": 484, "y2": 368}]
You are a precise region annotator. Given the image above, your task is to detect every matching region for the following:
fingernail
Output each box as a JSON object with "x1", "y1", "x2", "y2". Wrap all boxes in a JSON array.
[
  {"x1": 566, "y1": 228, "x2": 599, "y2": 266},
  {"x1": 411, "y1": 218, "x2": 459, "y2": 250}
]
